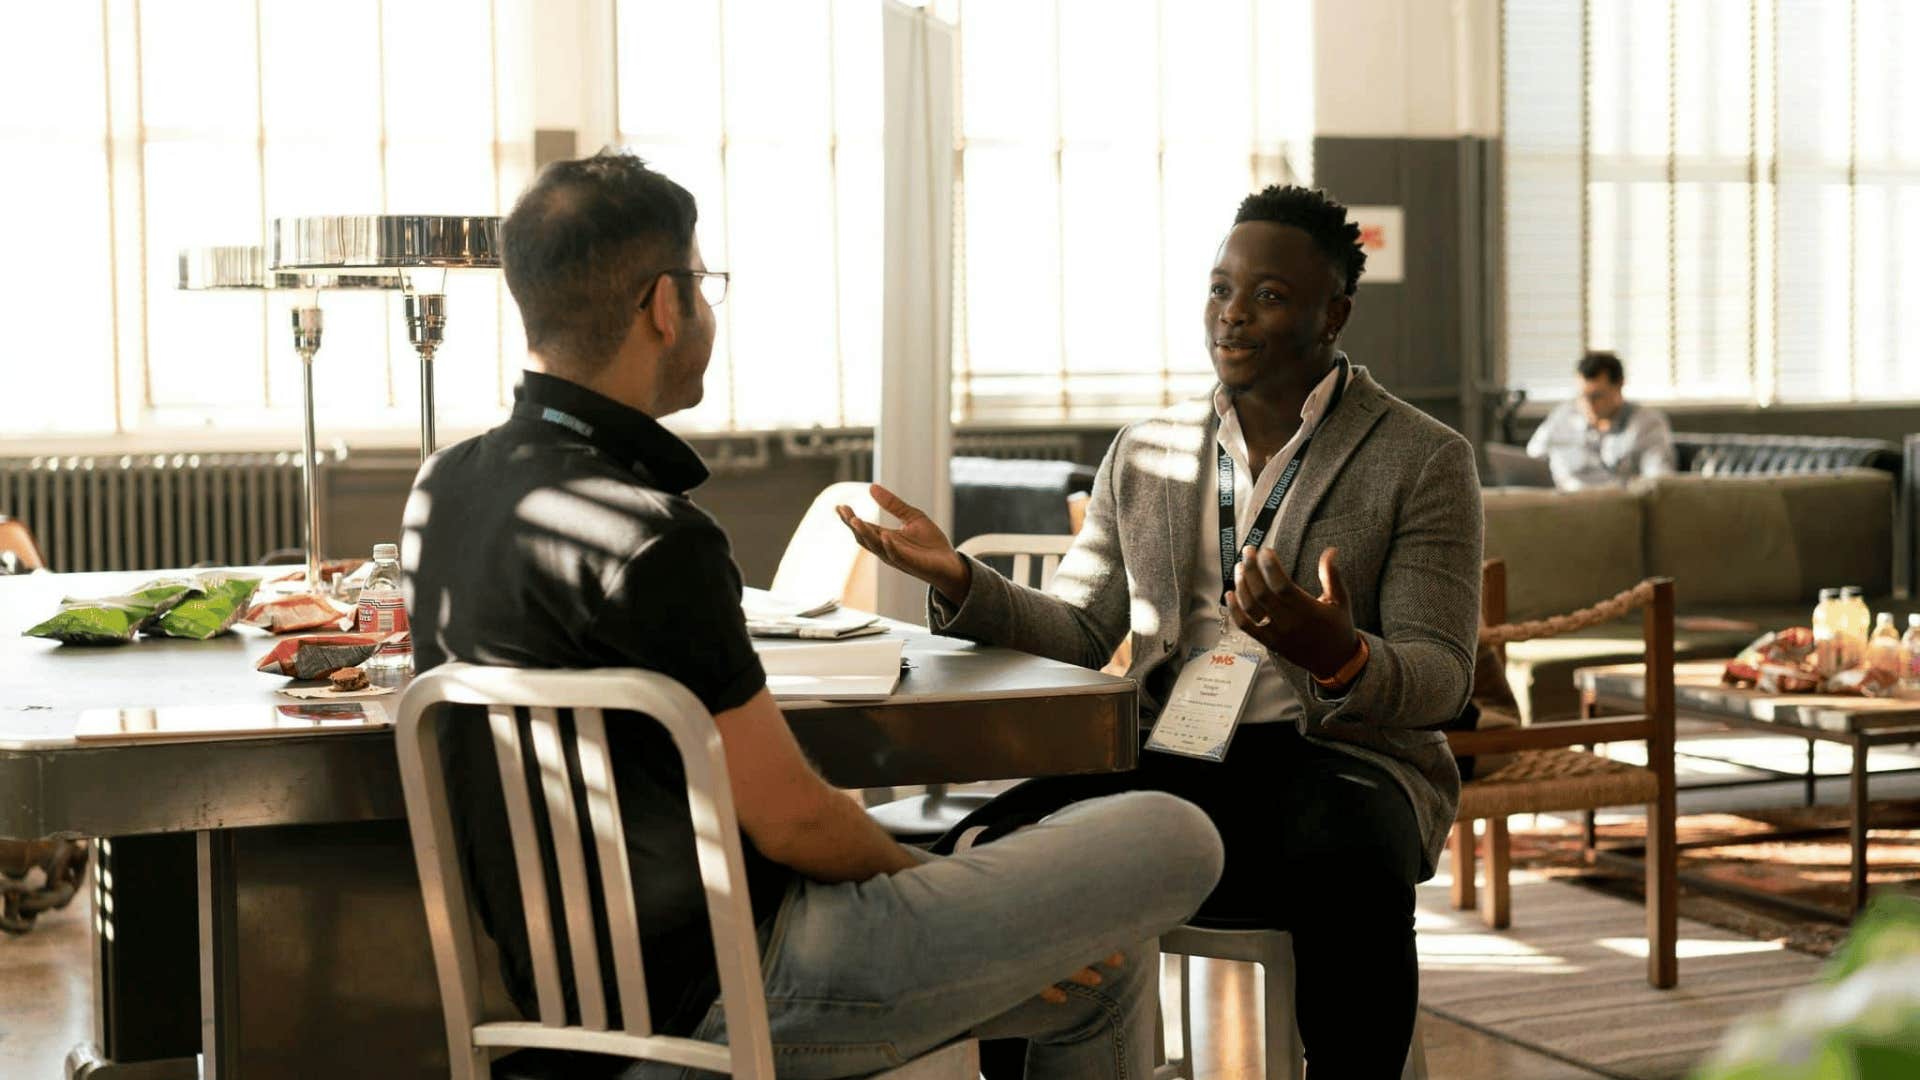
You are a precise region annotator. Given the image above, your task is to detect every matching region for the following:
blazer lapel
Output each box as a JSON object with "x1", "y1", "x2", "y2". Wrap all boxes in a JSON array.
[
  {"x1": 1156, "y1": 399, "x2": 1214, "y2": 617},
  {"x1": 1270, "y1": 366, "x2": 1389, "y2": 576}
]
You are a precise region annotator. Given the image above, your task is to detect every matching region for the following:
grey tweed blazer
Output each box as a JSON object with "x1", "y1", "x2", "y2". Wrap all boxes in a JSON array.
[{"x1": 928, "y1": 364, "x2": 1482, "y2": 877}]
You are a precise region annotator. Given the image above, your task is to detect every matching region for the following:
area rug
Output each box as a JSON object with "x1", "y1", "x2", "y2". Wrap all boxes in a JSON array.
[
  {"x1": 1498, "y1": 801, "x2": 1920, "y2": 957},
  {"x1": 1415, "y1": 869, "x2": 1824, "y2": 1079}
]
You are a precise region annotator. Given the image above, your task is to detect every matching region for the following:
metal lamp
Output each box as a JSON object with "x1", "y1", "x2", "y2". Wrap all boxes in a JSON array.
[
  {"x1": 177, "y1": 245, "x2": 403, "y2": 592},
  {"x1": 270, "y1": 215, "x2": 503, "y2": 460}
]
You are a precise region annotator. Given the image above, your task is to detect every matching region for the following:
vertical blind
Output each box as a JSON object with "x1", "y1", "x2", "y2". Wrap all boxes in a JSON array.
[
  {"x1": 0, "y1": 0, "x2": 531, "y2": 439},
  {"x1": 615, "y1": 0, "x2": 1314, "y2": 431},
  {"x1": 1503, "y1": 0, "x2": 1920, "y2": 405}
]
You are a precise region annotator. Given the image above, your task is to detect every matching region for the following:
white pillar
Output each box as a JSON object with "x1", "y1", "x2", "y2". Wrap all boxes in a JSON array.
[
  {"x1": 1312, "y1": 0, "x2": 1500, "y2": 139},
  {"x1": 875, "y1": 1, "x2": 956, "y2": 622}
]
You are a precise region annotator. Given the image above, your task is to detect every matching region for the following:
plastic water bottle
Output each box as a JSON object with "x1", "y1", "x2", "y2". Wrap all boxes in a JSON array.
[
  {"x1": 1812, "y1": 588, "x2": 1840, "y2": 676},
  {"x1": 1867, "y1": 613, "x2": 1902, "y2": 679},
  {"x1": 1838, "y1": 587, "x2": 1871, "y2": 670},
  {"x1": 1902, "y1": 615, "x2": 1920, "y2": 695},
  {"x1": 355, "y1": 543, "x2": 412, "y2": 675}
]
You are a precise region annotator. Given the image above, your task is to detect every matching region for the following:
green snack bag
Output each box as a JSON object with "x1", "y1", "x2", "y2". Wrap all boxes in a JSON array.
[
  {"x1": 24, "y1": 601, "x2": 150, "y2": 645},
  {"x1": 150, "y1": 573, "x2": 261, "y2": 640},
  {"x1": 24, "y1": 578, "x2": 196, "y2": 645}
]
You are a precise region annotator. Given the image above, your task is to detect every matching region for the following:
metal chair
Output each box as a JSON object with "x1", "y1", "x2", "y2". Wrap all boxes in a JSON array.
[
  {"x1": 866, "y1": 533, "x2": 1077, "y2": 841},
  {"x1": 1156, "y1": 926, "x2": 1426, "y2": 1080},
  {"x1": 395, "y1": 664, "x2": 978, "y2": 1079}
]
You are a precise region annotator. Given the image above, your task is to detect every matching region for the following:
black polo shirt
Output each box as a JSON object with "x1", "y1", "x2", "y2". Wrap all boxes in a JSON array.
[{"x1": 405, "y1": 370, "x2": 791, "y2": 1037}]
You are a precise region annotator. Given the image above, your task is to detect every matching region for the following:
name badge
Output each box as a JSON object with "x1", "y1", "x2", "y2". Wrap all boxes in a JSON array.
[{"x1": 1144, "y1": 645, "x2": 1261, "y2": 763}]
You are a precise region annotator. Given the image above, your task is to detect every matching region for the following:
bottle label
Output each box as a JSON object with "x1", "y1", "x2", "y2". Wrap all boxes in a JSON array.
[{"x1": 356, "y1": 594, "x2": 411, "y2": 656}]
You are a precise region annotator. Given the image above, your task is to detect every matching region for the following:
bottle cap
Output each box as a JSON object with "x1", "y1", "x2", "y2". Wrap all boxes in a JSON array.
[
  {"x1": 373, "y1": 543, "x2": 399, "y2": 560},
  {"x1": 1839, "y1": 586, "x2": 1862, "y2": 598},
  {"x1": 1818, "y1": 587, "x2": 1841, "y2": 600}
]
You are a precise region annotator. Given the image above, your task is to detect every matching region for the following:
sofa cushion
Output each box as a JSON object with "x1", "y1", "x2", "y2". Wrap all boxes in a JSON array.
[
  {"x1": 1642, "y1": 470, "x2": 1893, "y2": 609},
  {"x1": 1482, "y1": 487, "x2": 1646, "y2": 621}
]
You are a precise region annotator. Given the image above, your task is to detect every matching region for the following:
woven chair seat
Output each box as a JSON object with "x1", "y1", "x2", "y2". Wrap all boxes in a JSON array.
[{"x1": 1457, "y1": 748, "x2": 1658, "y2": 820}]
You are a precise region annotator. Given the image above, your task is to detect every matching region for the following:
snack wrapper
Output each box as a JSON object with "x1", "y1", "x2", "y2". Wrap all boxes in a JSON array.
[
  {"x1": 1722, "y1": 627, "x2": 1824, "y2": 693},
  {"x1": 24, "y1": 579, "x2": 197, "y2": 645},
  {"x1": 242, "y1": 592, "x2": 353, "y2": 634},
  {"x1": 1723, "y1": 626, "x2": 1904, "y2": 696},
  {"x1": 254, "y1": 631, "x2": 401, "y2": 680},
  {"x1": 149, "y1": 573, "x2": 261, "y2": 640},
  {"x1": 1826, "y1": 664, "x2": 1902, "y2": 698}
]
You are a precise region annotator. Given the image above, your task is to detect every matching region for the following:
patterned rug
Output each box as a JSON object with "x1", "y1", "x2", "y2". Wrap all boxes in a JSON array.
[{"x1": 1502, "y1": 800, "x2": 1920, "y2": 957}]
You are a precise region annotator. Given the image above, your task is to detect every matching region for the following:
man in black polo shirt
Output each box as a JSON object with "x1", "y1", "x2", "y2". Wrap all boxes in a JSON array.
[{"x1": 404, "y1": 151, "x2": 1223, "y2": 1079}]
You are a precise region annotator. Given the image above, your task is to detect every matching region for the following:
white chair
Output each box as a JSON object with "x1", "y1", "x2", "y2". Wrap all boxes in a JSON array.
[
  {"x1": 771, "y1": 481, "x2": 882, "y2": 613},
  {"x1": 395, "y1": 664, "x2": 979, "y2": 1079},
  {"x1": 1156, "y1": 926, "x2": 1426, "y2": 1080},
  {"x1": 866, "y1": 533, "x2": 1077, "y2": 840}
]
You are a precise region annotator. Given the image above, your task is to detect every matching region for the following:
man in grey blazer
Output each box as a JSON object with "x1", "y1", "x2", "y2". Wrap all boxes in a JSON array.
[{"x1": 843, "y1": 185, "x2": 1482, "y2": 1074}]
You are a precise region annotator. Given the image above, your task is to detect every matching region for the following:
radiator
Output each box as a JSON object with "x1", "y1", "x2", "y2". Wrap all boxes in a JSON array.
[{"x1": 0, "y1": 454, "x2": 308, "y2": 573}]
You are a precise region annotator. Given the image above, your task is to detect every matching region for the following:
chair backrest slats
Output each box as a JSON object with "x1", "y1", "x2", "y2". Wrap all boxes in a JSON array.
[
  {"x1": 528, "y1": 706, "x2": 610, "y2": 1032},
  {"x1": 573, "y1": 707, "x2": 652, "y2": 1036},
  {"x1": 400, "y1": 668, "x2": 779, "y2": 1079},
  {"x1": 956, "y1": 533, "x2": 1076, "y2": 591},
  {"x1": 489, "y1": 705, "x2": 567, "y2": 1027}
]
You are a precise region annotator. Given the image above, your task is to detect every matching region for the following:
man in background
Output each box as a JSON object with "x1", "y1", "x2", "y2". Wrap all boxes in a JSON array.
[{"x1": 1526, "y1": 350, "x2": 1676, "y2": 490}]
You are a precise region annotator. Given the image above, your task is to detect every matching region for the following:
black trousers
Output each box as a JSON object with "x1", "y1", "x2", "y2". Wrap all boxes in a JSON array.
[{"x1": 944, "y1": 722, "x2": 1423, "y2": 1080}]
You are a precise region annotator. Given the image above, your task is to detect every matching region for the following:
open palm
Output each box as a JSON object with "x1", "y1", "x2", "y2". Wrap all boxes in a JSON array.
[{"x1": 836, "y1": 484, "x2": 971, "y2": 599}]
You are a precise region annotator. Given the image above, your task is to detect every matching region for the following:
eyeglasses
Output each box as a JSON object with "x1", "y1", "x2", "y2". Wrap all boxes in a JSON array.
[{"x1": 636, "y1": 269, "x2": 729, "y2": 309}]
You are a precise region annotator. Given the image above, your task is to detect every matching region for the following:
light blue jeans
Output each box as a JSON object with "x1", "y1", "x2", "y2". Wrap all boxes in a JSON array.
[{"x1": 640, "y1": 790, "x2": 1223, "y2": 1079}]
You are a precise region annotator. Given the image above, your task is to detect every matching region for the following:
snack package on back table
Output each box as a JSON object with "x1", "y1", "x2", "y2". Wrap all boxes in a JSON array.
[
  {"x1": 150, "y1": 573, "x2": 261, "y2": 640},
  {"x1": 242, "y1": 592, "x2": 353, "y2": 634},
  {"x1": 255, "y1": 631, "x2": 402, "y2": 680},
  {"x1": 24, "y1": 578, "x2": 197, "y2": 645}
]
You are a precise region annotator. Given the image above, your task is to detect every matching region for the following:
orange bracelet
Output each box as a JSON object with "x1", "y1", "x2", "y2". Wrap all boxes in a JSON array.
[{"x1": 1312, "y1": 635, "x2": 1371, "y2": 690}]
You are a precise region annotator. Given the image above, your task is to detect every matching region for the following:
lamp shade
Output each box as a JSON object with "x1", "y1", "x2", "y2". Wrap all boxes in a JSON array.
[
  {"x1": 178, "y1": 246, "x2": 403, "y2": 291},
  {"x1": 270, "y1": 215, "x2": 502, "y2": 271}
]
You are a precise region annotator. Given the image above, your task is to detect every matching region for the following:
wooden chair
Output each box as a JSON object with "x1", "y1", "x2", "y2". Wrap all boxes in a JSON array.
[
  {"x1": 1445, "y1": 559, "x2": 1679, "y2": 988},
  {"x1": 395, "y1": 664, "x2": 978, "y2": 1078},
  {"x1": 0, "y1": 515, "x2": 46, "y2": 572}
]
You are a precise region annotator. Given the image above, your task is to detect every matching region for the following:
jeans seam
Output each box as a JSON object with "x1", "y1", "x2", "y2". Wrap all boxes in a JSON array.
[{"x1": 1057, "y1": 980, "x2": 1131, "y2": 1079}]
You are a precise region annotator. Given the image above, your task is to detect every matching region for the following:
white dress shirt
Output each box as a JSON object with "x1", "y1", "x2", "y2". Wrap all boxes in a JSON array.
[
  {"x1": 1525, "y1": 400, "x2": 1676, "y2": 491},
  {"x1": 1178, "y1": 361, "x2": 1348, "y2": 726}
]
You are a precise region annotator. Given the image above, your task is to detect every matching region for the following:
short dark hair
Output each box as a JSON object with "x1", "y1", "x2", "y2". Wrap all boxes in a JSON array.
[
  {"x1": 501, "y1": 150, "x2": 698, "y2": 378},
  {"x1": 1577, "y1": 350, "x2": 1625, "y2": 384},
  {"x1": 1232, "y1": 185, "x2": 1367, "y2": 296}
]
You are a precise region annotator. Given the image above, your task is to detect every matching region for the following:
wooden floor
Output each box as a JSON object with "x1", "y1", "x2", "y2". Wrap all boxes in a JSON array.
[{"x1": 1, "y1": 887, "x2": 1606, "y2": 1080}]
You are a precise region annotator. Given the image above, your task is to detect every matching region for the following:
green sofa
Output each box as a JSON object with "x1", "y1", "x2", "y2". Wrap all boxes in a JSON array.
[{"x1": 1483, "y1": 469, "x2": 1898, "y2": 722}]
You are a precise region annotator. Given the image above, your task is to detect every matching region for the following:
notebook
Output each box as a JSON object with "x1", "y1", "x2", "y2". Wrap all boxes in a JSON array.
[{"x1": 753, "y1": 636, "x2": 903, "y2": 701}]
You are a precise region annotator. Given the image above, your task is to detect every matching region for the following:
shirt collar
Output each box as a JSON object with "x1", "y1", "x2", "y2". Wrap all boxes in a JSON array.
[
  {"x1": 1211, "y1": 353, "x2": 1350, "y2": 433},
  {"x1": 511, "y1": 370, "x2": 711, "y2": 494}
]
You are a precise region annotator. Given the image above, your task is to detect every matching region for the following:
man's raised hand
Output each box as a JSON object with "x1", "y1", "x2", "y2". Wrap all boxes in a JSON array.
[{"x1": 835, "y1": 484, "x2": 973, "y2": 603}]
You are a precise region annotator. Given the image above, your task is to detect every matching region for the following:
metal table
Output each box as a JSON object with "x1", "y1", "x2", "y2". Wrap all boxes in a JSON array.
[
  {"x1": 1576, "y1": 659, "x2": 1920, "y2": 919},
  {"x1": 0, "y1": 570, "x2": 1137, "y2": 1079}
]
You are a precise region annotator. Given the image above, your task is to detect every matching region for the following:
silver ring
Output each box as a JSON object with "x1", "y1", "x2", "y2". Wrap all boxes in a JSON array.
[{"x1": 1251, "y1": 614, "x2": 1272, "y2": 628}]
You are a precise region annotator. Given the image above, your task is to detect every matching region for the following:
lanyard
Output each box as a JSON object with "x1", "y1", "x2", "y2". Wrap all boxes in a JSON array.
[{"x1": 1215, "y1": 358, "x2": 1348, "y2": 600}]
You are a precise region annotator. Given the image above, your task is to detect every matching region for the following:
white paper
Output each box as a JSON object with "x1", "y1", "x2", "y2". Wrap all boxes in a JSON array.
[
  {"x1": 754, "y1": 636, "x2": 904, "y2": 700},
  {"x1": 1145, "y1": 648, "x2": 1260, "y2": 762}
]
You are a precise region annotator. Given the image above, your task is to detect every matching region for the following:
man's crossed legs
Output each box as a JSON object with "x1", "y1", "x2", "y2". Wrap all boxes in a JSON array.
[{"x1": 645, "y1": 790, "x2": 1223, "y2": 1079}]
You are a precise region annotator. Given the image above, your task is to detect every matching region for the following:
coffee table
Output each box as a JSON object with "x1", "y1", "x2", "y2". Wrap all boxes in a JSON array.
[{"x1": 1575, "y1": 660, "x2": 1920, "y2": 917}]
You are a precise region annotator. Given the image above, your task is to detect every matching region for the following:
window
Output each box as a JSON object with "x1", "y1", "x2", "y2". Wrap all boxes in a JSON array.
[
  {"x1": 954, "y1": 0, "x2": 1313, "y2": 423},
  {"x1": 614, "y1": 0, "x2": 1314, "y2": 430},
  {"x1": 0, "y1": 0, "x2": 530, "y2": 440},
  {"x1": 1503, "y1": 0, "x2": 1920, "y2": 405}
]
